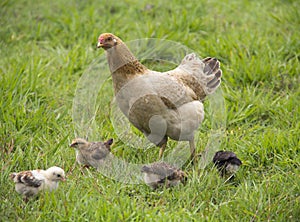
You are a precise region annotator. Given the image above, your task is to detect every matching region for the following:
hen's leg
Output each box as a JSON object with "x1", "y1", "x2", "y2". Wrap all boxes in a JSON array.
[
  {"x1": 159, "y1": 143, "x2": 166, "y2": 159},
  {"x1": 189, "y1": 139, "x2": 197, "y2": 164},
  {"x1": 156, "y1": 136, "x2": 168, "y2": 159}
]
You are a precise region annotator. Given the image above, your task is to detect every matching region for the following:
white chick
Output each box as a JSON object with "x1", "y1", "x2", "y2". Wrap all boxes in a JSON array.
[{"x1": 10, "y1": 166, "x2": 65, "y2": 202}]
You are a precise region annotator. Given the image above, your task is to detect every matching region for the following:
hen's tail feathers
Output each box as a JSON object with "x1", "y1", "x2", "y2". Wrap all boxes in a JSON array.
[
  {"x1": 178, "y1": 53, "x2": 222, "y2": 96},
  {"x1": 202, "y1": 57, "x2": 222, "y2": 95}
]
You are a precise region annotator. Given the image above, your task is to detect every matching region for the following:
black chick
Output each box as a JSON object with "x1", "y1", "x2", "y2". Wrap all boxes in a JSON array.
[{"x1": 213, "y1": 151, "x2": 242, "y2": 177}]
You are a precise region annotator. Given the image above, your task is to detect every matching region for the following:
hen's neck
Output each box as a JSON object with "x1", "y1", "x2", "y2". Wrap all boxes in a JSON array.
[{"x1": 106, "y1": 43, "x2": 147, "y2": 93}]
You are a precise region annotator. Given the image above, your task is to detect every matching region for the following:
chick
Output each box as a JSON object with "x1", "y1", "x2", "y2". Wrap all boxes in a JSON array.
[
  {"x1": 10, "y1": 166, "x2": 65, "y2": 202},
  {"x1": 141, "y1": 162, "x2": 187, "y2": 189},
  {"x1": 70, "y1": 138, "x2": 113, "y2": 169},
  {"x1": 212, "y1": 151, "x2": 242, "y2": 177}
]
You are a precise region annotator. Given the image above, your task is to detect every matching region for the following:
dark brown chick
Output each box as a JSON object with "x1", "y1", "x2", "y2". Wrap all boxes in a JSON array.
[{"x1": 141, "y1": 162, "x2": 187, "y2": 189}]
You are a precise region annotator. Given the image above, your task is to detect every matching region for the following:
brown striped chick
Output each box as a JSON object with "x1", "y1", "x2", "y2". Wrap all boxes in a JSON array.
[
  {"x1": 10, "y1": 166, "x2": 65, "y2": 202},
  {"x1": 141, "y1": 162, "x2": 187, "y2": 189},
  {"x1": 70, "y1": 138, "x2": 113, "y2": 169}
]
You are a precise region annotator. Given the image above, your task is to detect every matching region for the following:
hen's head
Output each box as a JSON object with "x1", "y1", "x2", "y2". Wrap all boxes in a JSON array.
[{"x1": 97, "y1": 33, "x2": 123, "y2": 50}]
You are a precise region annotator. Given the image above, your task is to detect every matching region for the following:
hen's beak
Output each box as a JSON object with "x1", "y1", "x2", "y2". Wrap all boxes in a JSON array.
[{"x1": 97, "y1": 41, "x2": 103, "y2": 48}]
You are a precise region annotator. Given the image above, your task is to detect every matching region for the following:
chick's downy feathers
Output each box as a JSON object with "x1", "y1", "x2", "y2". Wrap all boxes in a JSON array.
[
  {"x1": 97, "y1": 33, "x2": 222, "y2": 161},
  {"x1": 213, "y1": 151, "x2": 242, "y2": 177},
  {"x1": 141, "y1": 162, "x2": 187, "y2": 189},
  {"x1": 70, "y1": 138, "x2": 113, "y2": 169},
  {"x1": 10, "y1": 166, "x2": 65, "y2": 201}
]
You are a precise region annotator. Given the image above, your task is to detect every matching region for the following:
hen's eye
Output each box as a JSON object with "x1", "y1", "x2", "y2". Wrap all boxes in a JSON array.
[{"x1": 107, "y1": 37, "x2": 112, "y2": 41}]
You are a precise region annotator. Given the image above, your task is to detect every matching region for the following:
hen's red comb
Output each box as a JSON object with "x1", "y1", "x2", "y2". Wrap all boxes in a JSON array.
[{"x1": 98, "y1": 37, "x2": 105, "y2": 44}]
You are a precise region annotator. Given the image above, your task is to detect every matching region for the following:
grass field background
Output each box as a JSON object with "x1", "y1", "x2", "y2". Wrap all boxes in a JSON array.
[{"x1": 0, "y1": 0, "x2": 299, "y2": 221}]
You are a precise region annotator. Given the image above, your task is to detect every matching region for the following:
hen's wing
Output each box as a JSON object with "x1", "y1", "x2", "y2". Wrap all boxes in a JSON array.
[
  {"x1": 10, "y1": 170, "x2": 44, "y2": 188},
  {"x1": 117, "y1": 72, "x2": 192, "y2": 144}
]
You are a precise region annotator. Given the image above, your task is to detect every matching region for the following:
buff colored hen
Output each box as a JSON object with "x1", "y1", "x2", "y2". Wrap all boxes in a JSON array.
[{"x1": 97, "y1": 33, "x2": 222, "y2": 162}]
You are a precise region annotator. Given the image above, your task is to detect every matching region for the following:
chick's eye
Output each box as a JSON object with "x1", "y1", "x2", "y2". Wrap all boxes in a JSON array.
[
  {"x1": 57, "y1": 174, "x2": 61, "y2": 177},
  {"x1": 107, "y1": 37, "x2": 112, "y2": 41}
]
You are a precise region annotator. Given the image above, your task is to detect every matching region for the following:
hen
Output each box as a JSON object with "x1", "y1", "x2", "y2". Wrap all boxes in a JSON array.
[{"x1": 97, "y1": 33, "x2": 222, "y2": 161}]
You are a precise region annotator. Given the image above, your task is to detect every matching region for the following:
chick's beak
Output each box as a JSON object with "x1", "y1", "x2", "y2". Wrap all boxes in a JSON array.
[
  {"x1": 61, "y1": 177, "x2": 66, "y2": 182},
  {"x1": 97, "y1": 41, "x2": 103, "y2": 48}
]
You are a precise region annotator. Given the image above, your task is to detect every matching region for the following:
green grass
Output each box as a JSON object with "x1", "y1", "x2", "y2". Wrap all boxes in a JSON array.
[{"x1": 1, "y1": 0, "x2": 299, "y2": 221}]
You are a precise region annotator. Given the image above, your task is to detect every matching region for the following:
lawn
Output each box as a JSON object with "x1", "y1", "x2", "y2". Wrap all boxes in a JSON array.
[{"x1": 0, "y1": 0, "x2": 299, "y2": 221}]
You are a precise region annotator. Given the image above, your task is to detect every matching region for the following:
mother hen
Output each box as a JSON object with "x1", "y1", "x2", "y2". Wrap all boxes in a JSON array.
[{"x1": 97, "y1": 33, "x2": 222, "y2": 162}]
